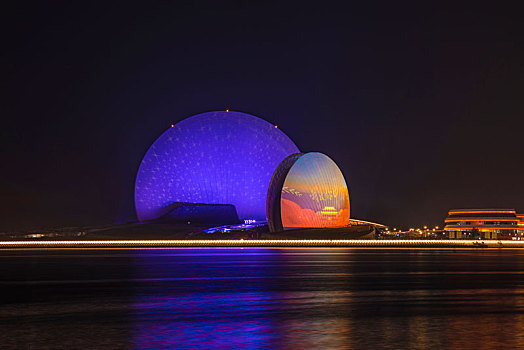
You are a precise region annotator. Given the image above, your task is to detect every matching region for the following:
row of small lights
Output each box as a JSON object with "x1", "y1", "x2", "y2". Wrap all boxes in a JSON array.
[
  {"x1": 1, "y1": 240, "x2": 524, "y2": 248},
  {"x1": 385, "y1": 226, "x2": 441, "y2": 234}
]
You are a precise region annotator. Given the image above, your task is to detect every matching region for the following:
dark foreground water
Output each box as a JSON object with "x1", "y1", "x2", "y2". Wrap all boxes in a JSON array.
[{"x1": 1, "y1": 248, "x2": 524, "y2": 349}]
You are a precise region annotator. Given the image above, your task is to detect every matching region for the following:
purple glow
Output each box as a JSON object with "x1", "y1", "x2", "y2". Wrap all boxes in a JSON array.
[
  {"x1": 131, "y1": 248, "x2": 284, "y2": 349},
  {"x1": 135, "y1": 111, "x2": 299, "y2": 221}
]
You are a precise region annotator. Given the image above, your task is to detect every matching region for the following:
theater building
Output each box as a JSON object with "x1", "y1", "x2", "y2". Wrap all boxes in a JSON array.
[
  {"x1": 135, "y1": 110, "x2": 353, "y2": 232},
  {"x1": 444, "y1": 209, "x2": 521, "y2": 240}
]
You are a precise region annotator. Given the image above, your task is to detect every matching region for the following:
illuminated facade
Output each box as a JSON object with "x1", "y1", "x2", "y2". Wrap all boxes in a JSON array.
[
  {"x1": 444, "y1": 209, "x2": 522, "y2": 239},
  {"x1": 135, "y1": 111, "x2": 299, "y2": 222},
  {"x1": 267, "y1": 152, "x2": 350, "y2": 232}
]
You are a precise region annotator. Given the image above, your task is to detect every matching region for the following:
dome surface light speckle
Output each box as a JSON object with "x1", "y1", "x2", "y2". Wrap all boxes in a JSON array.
[{"x1": 135, "y1": 111, "x2": 300, "y2": 221}]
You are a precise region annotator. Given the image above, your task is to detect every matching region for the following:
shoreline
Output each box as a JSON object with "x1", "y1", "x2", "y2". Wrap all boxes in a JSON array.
[{"x1": 0, "y1": 239, "x2": 523, "y2": 249}]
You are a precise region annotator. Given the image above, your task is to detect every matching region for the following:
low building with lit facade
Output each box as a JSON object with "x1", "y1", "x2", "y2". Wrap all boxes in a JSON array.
[{"x1": 444, "y1": 209, "x2": 522, "y2": 240}]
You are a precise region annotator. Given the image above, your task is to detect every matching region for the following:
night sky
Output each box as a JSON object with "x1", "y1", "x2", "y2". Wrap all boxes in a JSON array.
[{"x1": 2, "y1": 2, "x2": 523, "y2": 231}]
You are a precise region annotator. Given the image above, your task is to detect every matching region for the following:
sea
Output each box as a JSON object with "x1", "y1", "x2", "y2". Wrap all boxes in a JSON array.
[{"x1": 1, "y1": 248, "x2": 524, "y2": 349}]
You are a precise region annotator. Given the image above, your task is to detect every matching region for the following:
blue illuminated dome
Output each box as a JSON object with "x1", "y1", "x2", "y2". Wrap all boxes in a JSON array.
[{"x1": 135, "y1": 111, "x2": 300, "y2": 222}]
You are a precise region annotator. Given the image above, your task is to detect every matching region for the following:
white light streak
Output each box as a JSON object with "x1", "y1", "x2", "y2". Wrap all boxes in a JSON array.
[{"x1": 0, "y1": 240, "x2": 523, "y2": 248}]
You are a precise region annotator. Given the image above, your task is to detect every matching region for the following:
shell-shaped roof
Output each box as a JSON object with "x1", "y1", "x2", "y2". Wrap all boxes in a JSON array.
[
  {"x1": 135, "y1": 111, "x2": 299, "y2": 221},
  {"x1": 267, "y1": 152, "x2": 350, "y2": 231}
]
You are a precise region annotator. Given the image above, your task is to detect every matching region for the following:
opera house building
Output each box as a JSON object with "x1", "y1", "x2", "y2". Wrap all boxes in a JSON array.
[{"x1": 135, "y1": 111, "x2": 351, "y2": 232}]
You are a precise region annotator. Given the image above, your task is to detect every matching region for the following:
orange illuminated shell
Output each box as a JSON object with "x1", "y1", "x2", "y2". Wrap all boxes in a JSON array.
[{"x1": 267, "y1": 152, "x2": 350, "y2": 231}]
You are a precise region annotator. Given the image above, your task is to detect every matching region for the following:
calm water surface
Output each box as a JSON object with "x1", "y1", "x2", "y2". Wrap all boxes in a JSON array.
[{"x1": 1, "y1": 248, "x2": 524, "y2": 349}]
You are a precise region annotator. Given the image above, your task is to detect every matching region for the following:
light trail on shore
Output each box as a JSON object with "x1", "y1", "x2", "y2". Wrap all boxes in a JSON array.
[{"x1": 0, "y1": 240, "x2": 523, "y2": 248}]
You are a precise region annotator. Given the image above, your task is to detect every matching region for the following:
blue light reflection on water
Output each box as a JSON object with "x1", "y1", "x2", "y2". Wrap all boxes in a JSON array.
[
  {"x1": 133, "y1": 292, "x2": 279, "y2": 349},
  {"x1": 128, "y1": 248, "x2": 524, "y2": 349},
  {"x1": 4, "y1": 248, "x2": 524, "y2": 348},
  {"x1": 131, "y1": 249, "x2": 285, "y2": 349}
]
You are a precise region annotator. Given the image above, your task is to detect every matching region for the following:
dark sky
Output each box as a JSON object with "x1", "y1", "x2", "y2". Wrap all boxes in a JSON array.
[{"x1": 2, "y1": 1, "x2": 523, "y2": 231}]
